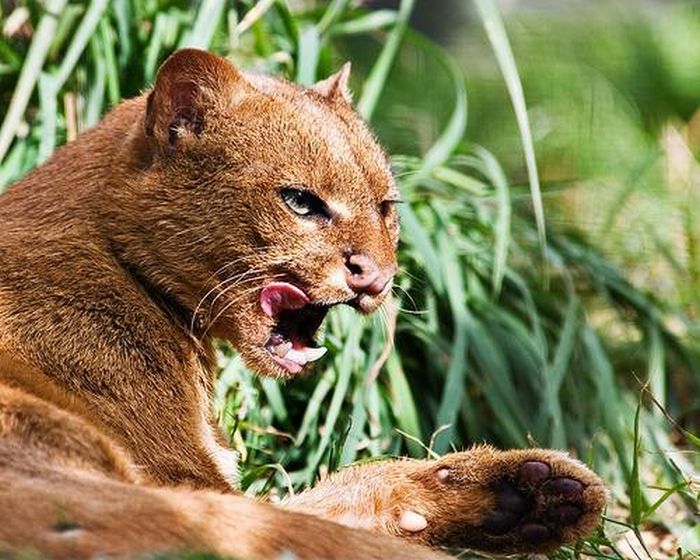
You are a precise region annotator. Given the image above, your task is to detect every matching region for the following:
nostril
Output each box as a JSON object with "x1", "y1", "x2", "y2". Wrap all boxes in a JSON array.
[
  {"x1": 345, "y1": 259, "x2": 364, "y2": 277},
  {"x1": 344, "y1": 253, "x2": 380, "y2": 293},
  {"x1": 345, "y1": 254, "x2": 373, "y2": 277}
]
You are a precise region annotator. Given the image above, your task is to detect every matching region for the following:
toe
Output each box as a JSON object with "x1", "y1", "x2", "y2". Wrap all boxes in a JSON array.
[
  {"x1": 543, "y1": 478, "x2": 584, "y2": 500},
  {"x1": 517, "y1": 461, "x2": 551, "y2": 485}
]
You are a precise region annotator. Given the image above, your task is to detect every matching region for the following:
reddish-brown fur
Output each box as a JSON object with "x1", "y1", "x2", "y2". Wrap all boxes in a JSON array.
[{"x1": 0, "y1": 50, "x2": 605, "y2": 558}]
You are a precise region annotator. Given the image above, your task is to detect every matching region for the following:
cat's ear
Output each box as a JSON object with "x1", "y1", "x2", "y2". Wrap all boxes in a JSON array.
[
  {"x1": 145, "y1": 49, "x2": 246, "y2": 150},
  {"x1": 312, "y1": 62, "x2": 352, "y2": 104}
]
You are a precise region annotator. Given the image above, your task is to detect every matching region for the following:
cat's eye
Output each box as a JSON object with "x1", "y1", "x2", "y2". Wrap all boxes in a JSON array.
[{"x1": 280, "y1": 188, "x2": 329, "y2": 220}]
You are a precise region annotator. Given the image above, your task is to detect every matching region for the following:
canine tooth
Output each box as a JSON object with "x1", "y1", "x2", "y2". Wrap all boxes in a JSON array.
[
  {"x1": 285, "y1": 348, "x2": 308, "y2": 366},
  {"x1": 304, "y1": 346, "x2": 328, "y2": 362},
  {"x1": 272, "y1": 341, "x2": 292, "y2": 358}
]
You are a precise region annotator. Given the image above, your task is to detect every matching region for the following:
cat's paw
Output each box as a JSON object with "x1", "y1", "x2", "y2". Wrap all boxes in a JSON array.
[
  {"x1": 476, "y1": 456, "x2": 604, "y2": 550},
  {"x1": 402, "y1": 446, "x2": 606, "y2": 554}
]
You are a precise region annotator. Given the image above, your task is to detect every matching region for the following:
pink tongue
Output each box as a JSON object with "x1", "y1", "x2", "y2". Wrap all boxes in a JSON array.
[{"x1": 260, "y1": 282, "x2": 309, "y2": 317}]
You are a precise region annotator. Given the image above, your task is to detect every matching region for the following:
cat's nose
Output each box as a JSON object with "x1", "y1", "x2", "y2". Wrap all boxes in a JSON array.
[{"x1": 344, "y1": 253, "x2": 394, "y2": 296}]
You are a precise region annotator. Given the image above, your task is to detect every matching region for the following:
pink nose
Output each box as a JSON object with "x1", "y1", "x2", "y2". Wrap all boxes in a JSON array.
[{"x1": 344, "y1": 253, "x2": 394, "y2": 296}]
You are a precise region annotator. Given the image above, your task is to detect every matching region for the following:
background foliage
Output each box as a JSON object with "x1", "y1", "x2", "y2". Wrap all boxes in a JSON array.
[{"x1": 0, "y1": 0, "x2": 697, "y2": 558}]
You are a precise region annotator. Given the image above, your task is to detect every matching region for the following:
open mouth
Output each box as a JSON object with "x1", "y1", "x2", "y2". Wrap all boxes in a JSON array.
[{"x1": 260, "y1": 282, "x2": 332, "y2": 374}]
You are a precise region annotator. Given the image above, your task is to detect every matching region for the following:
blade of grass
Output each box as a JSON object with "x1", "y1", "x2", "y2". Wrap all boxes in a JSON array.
[
  {"x1": 295, "y1": 25, "x2": 320, "y2": 85},
  {"x1": 49, "y1": 5, "x2": 85, "y2": 59},
  {"x1": 645, "y1": 321, "x2": 666, "y2": 412},
  {"x1": 296, "y1": 366, "x2": 335, "y2": 446},
  {"x1": 433, "y1": 229, "x2": 472, "y2": 454},
  {"x1": 0, "y1": 142, "x2": 27, "y2": 191},
  {"x1": 306, "y1": 319, "x2": 363, "y2": 481},
  {"x1": 339, "y1": 383, "x2": 368, "y2": 465},
  {"x1": 53, "y1": 0, "x2": 109, "y2": 91},
  {"x1": 404, "y1": 31, "x2": 467, "y2": 180},
  {"x1": 84, "y1": 35, "x2": 107, "y2": 128},
  {"x1": 112, "y1": 0, "x2": 132, "y2": 67},
  {"x1": 629, "y1": 400, "x2": 644, "y2": 527},
  {"x1": 357, "y1": 0, "x2": 415, "y2": 121},
  {"x1": 260, "y1": 377, "x2": 288, "y2": 424},
  {"x1": 470, "y1": 317, "x2": 530, "y2": 446},
  {"x1": 473, "y1": 0, "x2": 547, "y2": 262},
  {"x1": 0, "y1": 0, "x2": 68, "y2": 163},
  {"x1": 37, "y1": 73, "x2": 58, "y2": 164},
  {"x1": 331, "y1": 10, "x2": 399, "y2": 36},
  {"x1": 179, "y1": 0, "x2": 226, "y2": 49},
  {"x1": 99, "y1": 19, "x2": 120, "y2": 105},
  {"x1": 472, "y1": 145, "x2": 511, "y2": 294},
  {"x1": 399, "y1": 203, "x2": 445, "y2": 293},
  {"x1": 144, "y1": 13, "x2": 167, "y2": 83},
  {"x1": 582, "y1": 326, "x2": 632, "y2": 479},
  {"x1": 385, "y1": 352, "x2": 423, "y2": 457},
  {"x1": 235, "y1": 0, "x2": 276, "y2": 36},
  {"x1": 546, "y1": 292, "x2": 579, "y2": 448},
  {"x1": 317, "y1": 0, "x2": 352, "y2": 34}
]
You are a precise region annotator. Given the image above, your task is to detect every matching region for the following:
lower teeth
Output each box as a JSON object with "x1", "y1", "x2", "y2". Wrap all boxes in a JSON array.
[
  {"x1": 269, "y1": 340, "x2": 328, "y2": 365},
  {"x1": 304, "y1": 346, "x2": 327, "y2": 361},
  {"x1": 272, "y1": 341, "x2": 292, "y2": 357},
  {"x1": 285, "y1": 348, "x2": 309, "y2": 365}
]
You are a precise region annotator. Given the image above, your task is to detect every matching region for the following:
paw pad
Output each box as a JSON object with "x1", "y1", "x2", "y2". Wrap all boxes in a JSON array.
[
  {"x1": 482, "y1": 460, "x2": 590, "y2": 546},
  {"x1": 547, "y1": 504, "x2": 583, "y2": 524},
  {"x1": 544, "y1": 477, "x2": 583, "y2": 499},
  {"x1": 517, "y1": 461, "x2": 551, "y2": 485},
  {"x1": 520, "y1": 522, "x2": 551, "y2": 543}
]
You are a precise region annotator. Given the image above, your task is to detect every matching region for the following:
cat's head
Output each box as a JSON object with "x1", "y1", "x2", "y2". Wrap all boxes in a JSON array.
[{"x1": 134, "y1": 49, "x2": 398, "y2": 377}]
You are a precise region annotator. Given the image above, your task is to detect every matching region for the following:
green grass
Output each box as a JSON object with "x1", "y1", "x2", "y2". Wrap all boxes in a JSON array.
[
  {"x1": 0, "y1": 1, "x2": 697, "y2": 558},
  {"x1": 451, "y1": 1, "x2": 700, "y2": 320}
]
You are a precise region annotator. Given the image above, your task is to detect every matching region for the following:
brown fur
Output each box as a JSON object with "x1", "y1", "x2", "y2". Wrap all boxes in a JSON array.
[{"x1": 0, "y1": 49, "x2": 605, "y2": 558}]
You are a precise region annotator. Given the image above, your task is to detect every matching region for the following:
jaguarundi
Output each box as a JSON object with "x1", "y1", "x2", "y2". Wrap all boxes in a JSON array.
[{"x1": 0, "y1": 48, "x2": 606, "y2": 559}]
